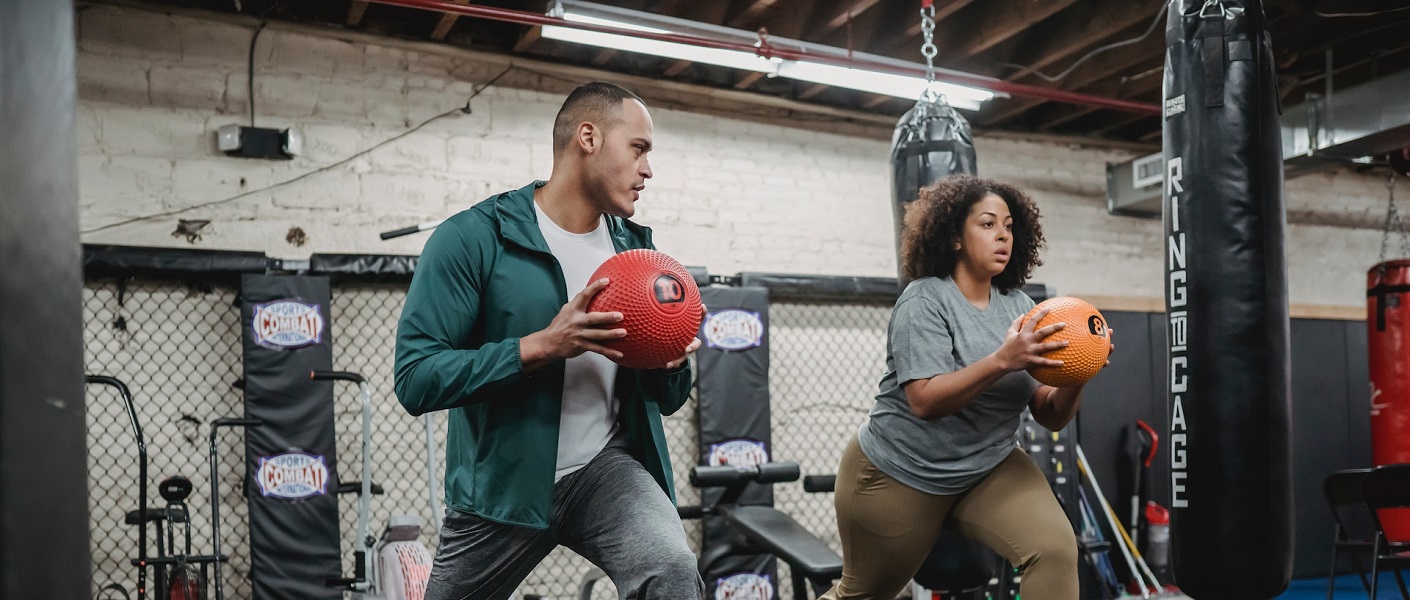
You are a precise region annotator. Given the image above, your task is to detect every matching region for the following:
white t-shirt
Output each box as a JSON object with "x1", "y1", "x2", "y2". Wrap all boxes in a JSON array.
[{"x1": 535, "y1": 202, "x2": 621, "y2": 481}]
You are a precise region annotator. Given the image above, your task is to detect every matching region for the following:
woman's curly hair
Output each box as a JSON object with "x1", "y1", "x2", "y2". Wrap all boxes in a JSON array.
[{"x1": 900, "y1": 174, "x2": 1045, "y2": 291}]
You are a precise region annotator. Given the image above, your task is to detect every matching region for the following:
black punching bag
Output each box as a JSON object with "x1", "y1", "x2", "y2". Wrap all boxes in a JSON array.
[
  {"x1": 1162, "y1": 1, "x2": 1292, "y2": 597},
  {"x1": 890, "y1": 94, "x2": 977, "y2": 278}
]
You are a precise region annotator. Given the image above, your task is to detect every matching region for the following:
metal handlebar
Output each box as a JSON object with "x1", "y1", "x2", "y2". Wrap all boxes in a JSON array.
[
  {"x1": 689, "y1": 462, "x2": 801, "y2": 488},
  {"x1": 311, "y1": 370, "x2": 366, "y2": 384}
]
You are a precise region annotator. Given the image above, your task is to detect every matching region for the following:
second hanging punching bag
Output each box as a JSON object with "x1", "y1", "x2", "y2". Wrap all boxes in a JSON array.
[
  {"x1": 1369, "y1": 257, "x2": 1410, "y2": 539},
  {"x1": 890, "y1": 93, "x2": 977, "y2": 279},
  {"x1": 1163, "y1": 1, "x2": 1292, "y2": 598}
]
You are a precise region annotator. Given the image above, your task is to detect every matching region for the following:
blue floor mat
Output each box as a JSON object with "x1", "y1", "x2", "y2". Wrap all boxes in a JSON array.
[{"x1": 1276, "y1": 572, "x2": 1407, "y2": 599}]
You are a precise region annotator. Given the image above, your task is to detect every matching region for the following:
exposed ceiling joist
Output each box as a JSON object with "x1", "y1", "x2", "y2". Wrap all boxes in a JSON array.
[
  {"x1": 429, "y1": 0, "x2": 470, "y2": 40},
  {"x1": 347, "y1": 1, "x2": 370, "y2": 26},
  {"x1": 663, "y1": 60, "x2": 692, "y2": 76},
  {"x1": 933, "y1": 0, "x2": 1082, "y2": 62},
  {"x1": 994, "y1": 0, "x2": 1164, "y2": 82},
  {"x1": 821, "y1": 0, "x2": 885, "y2": 33},
  {"x1": 655, "y1": 1, "x2": 734, "y2": 77},
  {"x1": 592, "y1": 48, "x2": 618, "y2": 65},
  {"x1": 933, "y1": 0, "x2": 978, "y2": 23},
  {"x1": 764, "y1": 0, "x2": 824, "y2": 40},
  {"x1": 1032, "y1": 66, "x2": 1162, "y2": 131},
  {"x1": 512, "y1": 24, "x2": 542, "y2": 52},
  {"x1": 797, "y1": 83, "x2": 829, "y2": 100},
  {"x1": 727, "y1": 0, "x2": 783, "y2": 29},
  {"x1": 146, "y1": 0, "x2": 1410, "y2": 145},
  {"x1": 861, "y1": 94, "x2": 893, "y2": 109},
  {"x1": 734, "y1": 71, "x2": 767, "y2": 89},
  {"x1": 874, "y1": 0, "x2": 978, "y2": 58},
  {"x1": 1091, "y1": 112, "x2": 1157, "y2": 137},
  {"x1": 978, "y1": 23, "x2": 1165, "y2": 126}
]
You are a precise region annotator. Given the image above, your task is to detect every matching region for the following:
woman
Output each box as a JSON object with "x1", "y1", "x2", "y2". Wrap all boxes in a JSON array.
[{"x1": 820, "y1": 175, "x2": 1109, "y2": 600}]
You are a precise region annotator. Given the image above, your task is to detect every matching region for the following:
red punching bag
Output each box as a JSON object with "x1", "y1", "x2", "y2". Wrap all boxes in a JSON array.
[{"x1": 1370, "y1": 259, "x2": 1410, "y2": 540}]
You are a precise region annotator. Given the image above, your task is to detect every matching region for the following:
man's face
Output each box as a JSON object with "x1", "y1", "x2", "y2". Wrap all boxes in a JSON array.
[{"x1": 585, "y1": 99, "x2": 654, "y2": 218}]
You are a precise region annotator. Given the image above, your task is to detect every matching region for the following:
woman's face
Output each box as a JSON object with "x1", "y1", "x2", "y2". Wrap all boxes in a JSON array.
[{"x1": 957, "y1": 193, "x2": 1014, "y2": 280}]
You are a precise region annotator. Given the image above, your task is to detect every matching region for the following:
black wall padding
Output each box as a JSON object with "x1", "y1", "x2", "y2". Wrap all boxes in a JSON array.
[
  {"x1": 738, "y1": 273, "x2": 903, "y2": 304},
  {"x1": 241, "y1": 275, "x2": 342, "y2": 600},
  {"x1": 1162, "y1": 1, "x2": 1292, "y2": 596},
  {"x1": 81, "y1": 245, "x2": 423, "y2": 283},
  {"x1": 0, "y1": 1, "x2": 90, "y2": 597},
  {"x1": 84, "y1": 244, "x2": 267, "y2": 281},
  {"x1": 696, "y1": 287, "x2": 777, "y2": 597},
  {"x1": 308, "y1": 253, "x2": 418, "y2": 282}
]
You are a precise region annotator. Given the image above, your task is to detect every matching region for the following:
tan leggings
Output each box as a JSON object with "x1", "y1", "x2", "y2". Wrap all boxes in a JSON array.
[{"x1": 819, "y1": 436, "x2": 1078, "y2": 600}]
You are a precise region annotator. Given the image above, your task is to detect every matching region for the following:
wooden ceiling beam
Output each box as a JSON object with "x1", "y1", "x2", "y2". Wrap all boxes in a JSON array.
[
  {"x1": 763, "y1": 0, "x2": 827, "y2": 40},
  {"x1": 821, "y1": 0, "x2": 886, "y2": 34},
  {"x1": 855, "y1": 0, "x2": 977, "y2": 60},
  {"x1": 653, "y1": 1, "x2": 734, "y2": 77},
  {"x1": 990, "y1": 0, "x2": 1164, "y2": 82},
  {"x1": 798, "y1": 83, "x2": 830, "y2": 99},
  {"x1": 802, "y1": 0, "x2": 896, "y2": 52},
  {"x1": 932, "y1": 0, "x2": 1083, "y2": 62},
  {"x1": 513, "y1": 25, "x2": 542, "y2": 52},
  {"x1": 976, "y1": 23, "x2": 1163, "y2": 127},
  {"x1": 662, "y1": 60, "x2": 692, "y2": 76},
  {"x1": 861, "y1": 94, "x2": 894, "y2": 109},
  {"x1": 734, "y1": 71, "x2": 768, "y2": 89},
  {"x1": 843, "y1": 0, "x2": 907, "y2": 57},
  {"x1": 1090, "y1": 112, "x2": 1158, "y2": 137},
  {"x1": 591, "y1": 49, "x2": 618, "y2": 66},
  {"x1": 346, "y1": 1, "x2": 369, "y2": 27},
  {"x1": 727, "y1": 0, "x2": 784, "y2": 29},
  {"x1": 429, "y1": 0, "x2": 469, "y2": 41},
  {"x1": 1029, "y1": 71, "x2": 1162, "y2": 132}
]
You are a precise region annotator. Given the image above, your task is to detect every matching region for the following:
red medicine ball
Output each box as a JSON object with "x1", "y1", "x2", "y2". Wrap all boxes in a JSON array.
[{"x1": 586, "y1": 249, "x2": 704, "y2": 369}]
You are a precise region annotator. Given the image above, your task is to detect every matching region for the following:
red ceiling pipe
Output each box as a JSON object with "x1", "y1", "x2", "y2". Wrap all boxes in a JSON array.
[{"x1": 368, "y1": 0, "x2": 1162, "y2": 115}]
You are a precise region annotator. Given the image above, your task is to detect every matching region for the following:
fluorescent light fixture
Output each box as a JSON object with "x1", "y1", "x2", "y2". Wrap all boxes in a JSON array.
[
  {"x1": 776, "y1": 61, "x2": 990, "y2": 110},
  {"x1": 545, "y1": 14, "x2": 778, "y2": 74},
  {"x1": 540, "y1": 6, "x2": 995, "y2": 110}
]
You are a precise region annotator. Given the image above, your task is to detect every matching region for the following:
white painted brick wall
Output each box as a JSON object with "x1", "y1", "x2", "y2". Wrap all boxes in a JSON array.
[{"x1": 74, "y1": 4, "x2": 1394, "y2": 308}]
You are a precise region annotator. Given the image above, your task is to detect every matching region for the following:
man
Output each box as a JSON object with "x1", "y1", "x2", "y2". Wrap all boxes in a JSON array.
[{"x1": 394, "y1": 82, "x2": 703, "y2": 600}]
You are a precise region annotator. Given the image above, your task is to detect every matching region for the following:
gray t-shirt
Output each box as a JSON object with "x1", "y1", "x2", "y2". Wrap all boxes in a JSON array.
[{"x1": 858, "y1": 276, "x2": 1041, "y2": 495}]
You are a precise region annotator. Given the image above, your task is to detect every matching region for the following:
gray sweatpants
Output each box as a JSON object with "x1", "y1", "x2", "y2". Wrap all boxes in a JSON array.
[{"x1": 424, "y1": 440, "x2": 703, "y2": 600}]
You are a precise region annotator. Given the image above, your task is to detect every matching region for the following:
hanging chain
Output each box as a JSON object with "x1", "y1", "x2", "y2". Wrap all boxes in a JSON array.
[
  {"x1": 1379, "y1": 172, "x2": 1410, "y2": 267},
  {"x1": 920, "y1": 4, "x2": 937, "y2": 83},
  {"x1": 918, "y1": 3, "x2": 942, "y2": 103}
]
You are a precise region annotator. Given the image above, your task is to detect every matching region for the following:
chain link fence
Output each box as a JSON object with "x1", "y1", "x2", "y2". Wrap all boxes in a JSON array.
[{"x1": 84, "y1": 274, "x2": 894, "y2": 600}]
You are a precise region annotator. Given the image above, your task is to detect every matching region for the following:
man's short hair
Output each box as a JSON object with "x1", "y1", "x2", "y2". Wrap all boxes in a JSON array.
[{"x1": 552, "y1": 82, "x2": 646, "y2": 154}]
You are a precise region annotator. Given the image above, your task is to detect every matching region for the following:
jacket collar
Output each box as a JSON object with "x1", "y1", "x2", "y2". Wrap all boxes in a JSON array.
[{"x1": 493, "y1": 180, "x2": 646, "y2": 253}]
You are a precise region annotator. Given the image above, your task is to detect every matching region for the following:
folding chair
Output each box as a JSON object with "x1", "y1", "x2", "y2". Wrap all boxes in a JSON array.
[
  {"x1": 1361, "y1": 464, "x2": 1410, "y2": 599},
  {"x1": 1323, "y1": 468, "x2": 1374, "y2": 599}
]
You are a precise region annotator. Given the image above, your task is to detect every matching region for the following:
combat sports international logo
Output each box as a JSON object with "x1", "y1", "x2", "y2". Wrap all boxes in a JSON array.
[
  {"x1": 251, "y1": 299, "x2": 324, "y2": 349},
  {"x1": 708, "y1": 439, "x2": 768, "y2": 467},
  {"x1": 256, "y1": 452, "x2": 330, "y2": 499},
  {"x1": 715, "y1": 573, "x2": 774, "y2": 600},
  {"x1": 703, "y1": 309, "x2": 764, "y2": 350}
]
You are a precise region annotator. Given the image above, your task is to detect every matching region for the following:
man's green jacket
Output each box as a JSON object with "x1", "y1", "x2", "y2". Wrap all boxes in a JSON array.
[{"x1": 394, "y1": 181, "x2": 692, "y2": 529}]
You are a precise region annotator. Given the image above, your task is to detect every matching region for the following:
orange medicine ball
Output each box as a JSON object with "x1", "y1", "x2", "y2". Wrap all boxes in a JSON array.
[{"x1": 1021, "y1": 296, "x2": 1111, "y2": 388}]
